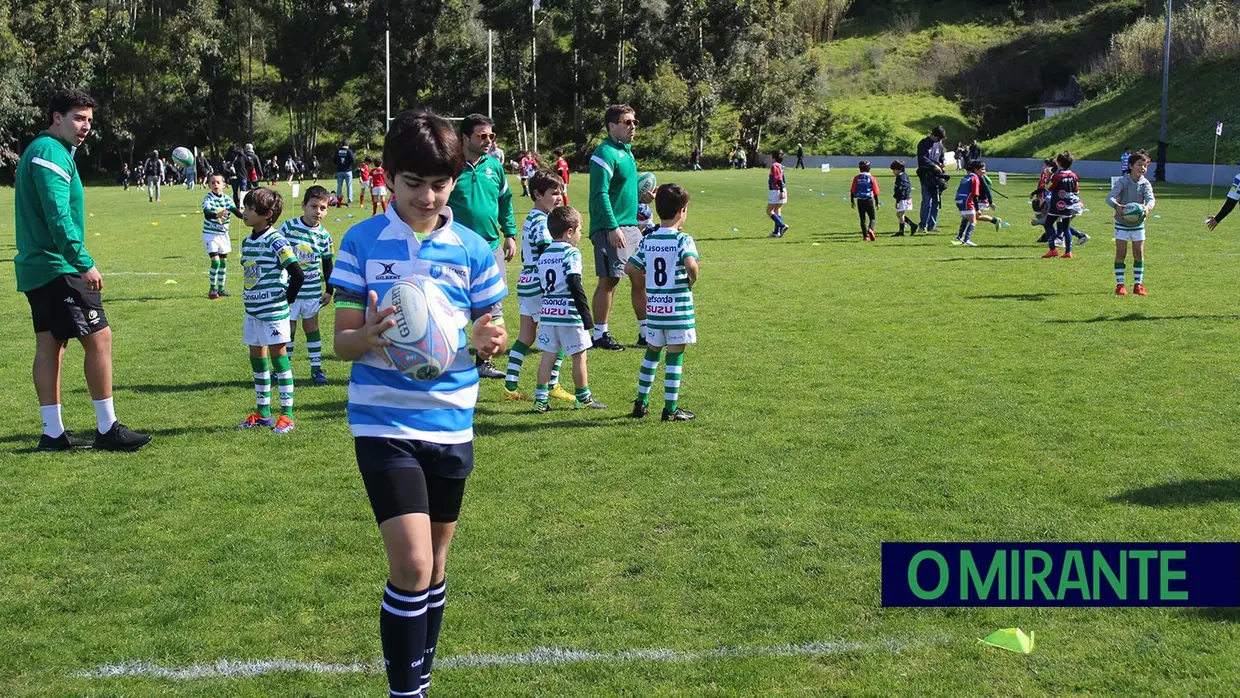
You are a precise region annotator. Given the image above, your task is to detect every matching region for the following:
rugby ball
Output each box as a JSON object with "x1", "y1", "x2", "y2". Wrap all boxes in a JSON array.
[
  {"x1": 1118, "y1": 202, "x2": 1146, "y2": 226},
  {"x1": 637, "y1": 171, "x2": 657, "y2": 197},
  {"x1": 171, "y1": 147, "x2": 194, "y2": 167},
  {"x1": 379, "y1": 277, "x2": 460, "y2": 381}
]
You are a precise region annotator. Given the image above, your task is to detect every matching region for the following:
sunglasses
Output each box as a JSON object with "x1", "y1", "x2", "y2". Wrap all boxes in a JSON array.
[
  {"x1": 474, "y1": 132, "x2": 497, "y2": 142},
  {"x1": 619, "y1": 119, "x2": 640, "y2": 127}
]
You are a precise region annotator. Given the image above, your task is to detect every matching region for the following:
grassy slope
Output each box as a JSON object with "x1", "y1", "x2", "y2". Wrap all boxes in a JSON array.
[
  {"x1": 984, "y1": 54, "x2": 1240, "y2": 164},
  {"x1": 3, "y1": 173, "x2": 1240, "y2": 696}
]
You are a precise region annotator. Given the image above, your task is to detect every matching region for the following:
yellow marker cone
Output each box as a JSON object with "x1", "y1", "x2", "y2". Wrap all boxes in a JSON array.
[
  {"x1": 164, "y1": 279, "x2": 178, "y2": 284},
  {"x1": 151, "y1": 222, "x2": 160, "y2": 226},
  {"x1": 979, "y1": 628, "x2": 1035, "y2": 654}
]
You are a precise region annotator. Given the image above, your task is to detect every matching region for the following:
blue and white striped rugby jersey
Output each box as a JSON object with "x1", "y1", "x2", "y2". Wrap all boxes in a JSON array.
[{"x1": 329, "y1": 205, "x2": 507, "y2": 443}]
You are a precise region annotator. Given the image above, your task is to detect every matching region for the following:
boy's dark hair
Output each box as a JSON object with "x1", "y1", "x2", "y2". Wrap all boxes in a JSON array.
[
  {"x1": 1043, "y1": 157, "x2": 1056, "y2": 167},
  {"x1": 528, "y1": 169, "x2": 564, "y2": 198},
  {"x1": 303, "y1": 185, "x2": 331, "y2": 206},
  {"x1": 890, "y1": 160, "x2": 906, "y2": 171},
  {"x1": 47, "y1": 89, "x2": 97, "y2": 124},
  {"x1": 968, "y1": 160, "x2": 986, "y2": 172},
  {"x1": 247, "y1": 187, "x2": 284, "y2": 225},
  {"x1": 858, "y1": 160, "x2": 871, "y2": 172},
  {"x1": 374, "y1": 156, "x2": 382, "y2": 167},
  {"x1": 554, "y1": 148, "x2": 564, "y2": 157},
  {"x1": 655, "y1": 183, "x2": 690, "y2": 220},
  {"x1": 1055, "y1": 151, "x2": 1074, "y2": 169},
  {"x1": 931, "y1": 125, "x2": 946, "y2": 140},
  {"x1": 1124, "y1": 145, "x2": 1133, "y2": 151},
  {"x1": 547, "y1": 206, "x2": 583, "y2": 239},
  {"x1": 1128, "y1": 149, "x2": 1151, "y2": 167},
  {"x1": 385, "y1": 109, "x2": 465, "y2": 180},
  {"x1": 772, "y1": 149, "x2": 784, "y2": 161},
  {"x1": 605, "y1": 104, "x2": 635, "y2": 126},
  {"x1": 364, "y1": 156, "x2": 373, "y2": 165},
  {"x1": 460, "y1": 113, "x2": 492, "y2": 137}
]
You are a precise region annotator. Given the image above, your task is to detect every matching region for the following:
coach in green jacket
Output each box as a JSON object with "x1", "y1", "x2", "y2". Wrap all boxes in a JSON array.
[
  {"x1": 588, "y1": 104, "x2": 645, "y2": 351},
  {"x1": 447, "y1": 113, "x2": 517, "y2": 379},
  {"x1": 13, "y1": 89, "x2": 150, "y2": 452}
]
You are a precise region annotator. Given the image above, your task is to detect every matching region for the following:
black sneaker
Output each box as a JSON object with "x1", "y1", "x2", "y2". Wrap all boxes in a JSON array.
[
  {"x1": 37, "y1": 431, "x2": 93, "y2": 452},
  {"x1": 217, "y1": 289, "x2": 232, "y2": 297},
  {"x1": 892, "y1": 231, "x2": 905, "y2": 237},
  {"x1": 592, "y1": 332, "x2": 625, "y2": 351},
  {"x1": 636, "y1": 334, "x2": 648, "y2": 348},
  {"x1": 93, "y1": 422, "x2": 152, "y2": 452},
  {"x1": 476, "y1": 359, "x2": 505, "y2": 379},
  {"x1": 661, "y1": 407, "x2": 696, "y2": 422},
  {"x1": 631, "y1": 400, "x2": 649, "y2": 419}
]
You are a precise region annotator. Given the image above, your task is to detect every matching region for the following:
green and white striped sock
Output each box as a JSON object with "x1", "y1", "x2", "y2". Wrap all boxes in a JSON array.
[
  {"x1": 250, "y1": 355, "x2": 271, "y2": 418},
  {"x1": 549, "y1": 351, "x2": 565, "y2": 387},
  {"x1": 217, "y1": 257, "x2": 227, "y2": 288},
  {"x1": 636, "y1": 348, "x2": 662, "y2": 404},
  {"x1": 575, "y1": 385, "x2": 592, "y2": 404},
  {"x1": 505, "y1": 340, "x2": 529, "y2": 391},
  {"x1": 209, "y1": 259, "x2": 220, "y2": 290},
  {"x1": 272, "y1": 353, "x2": 294, "y2": 418},
  {"x1": 664, "y1": 351, "x2": 685, "y2": 412},
  {"x1": 535, "y1": 383, "x2": 549, "y2": 404},
  {"x1": 306, "y1": 330, "x2": 322, "y2": 367},
  {"x1": 1114, "y1": 262, "x2": 1125, "y2": 285},
  {"x1": 1134, "y1": 260, "x2": 1144, "y2": 284}
]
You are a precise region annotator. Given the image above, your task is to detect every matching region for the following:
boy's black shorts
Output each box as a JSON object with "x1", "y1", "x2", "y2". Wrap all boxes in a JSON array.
[
  {"x1": 25, "y1": 273, "x2": 109, "y2": 340},
  {"x1": 355, "y1": 437, "x2": 472, "y2": 525}
]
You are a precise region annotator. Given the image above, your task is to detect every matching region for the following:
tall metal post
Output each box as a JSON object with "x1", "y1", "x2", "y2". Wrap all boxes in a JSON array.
[{"x1": 1156, "y1": 0, "x2": 1171, "y2": 182}]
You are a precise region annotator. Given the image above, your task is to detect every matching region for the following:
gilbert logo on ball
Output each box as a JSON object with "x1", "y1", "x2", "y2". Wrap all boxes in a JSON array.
[{"x1": 380, "y1": 277, "x2": 461, "y2": 381}]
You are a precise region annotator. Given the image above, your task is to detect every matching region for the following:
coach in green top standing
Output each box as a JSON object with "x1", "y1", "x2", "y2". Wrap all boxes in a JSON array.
[
  {"x1": 448, "y1": 113, "x2": 517, "y2": 379},
  {"x1": 588, "y1": 104, "x2": 645, "y2": 351},
  {"x1": 13, "y1": 89, "x2": 151, "y2": 452}
]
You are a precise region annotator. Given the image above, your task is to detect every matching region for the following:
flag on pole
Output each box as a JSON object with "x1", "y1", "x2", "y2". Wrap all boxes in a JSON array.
[{"x1": 1217, "y1": 121, "x2": 1224, "y2": 137}]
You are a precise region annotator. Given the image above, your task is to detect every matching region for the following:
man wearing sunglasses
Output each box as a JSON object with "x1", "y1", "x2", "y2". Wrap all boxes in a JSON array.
[
  {"x1": 588, "y1": 104, "x2": 645, "y2": 351},
  {"x1": 448, "y1": 113, "x2": 518, "y2": 379}
]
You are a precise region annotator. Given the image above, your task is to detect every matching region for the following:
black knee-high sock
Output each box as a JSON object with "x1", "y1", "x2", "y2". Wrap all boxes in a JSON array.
[
  {"x1": 420, "y1": 579, "x2": 447, "y2": 693},
  {"x1": 380, "y1": 582, "x2": 429, "y2": 697}
]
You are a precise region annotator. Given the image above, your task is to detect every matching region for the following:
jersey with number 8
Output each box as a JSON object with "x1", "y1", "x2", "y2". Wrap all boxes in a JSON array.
[
  {"x1": 537, "y1": 239, "x2": 585, "y2": 327},
  {"x1": 628, "y1": 227, "x2": 699, "y2": 331}
]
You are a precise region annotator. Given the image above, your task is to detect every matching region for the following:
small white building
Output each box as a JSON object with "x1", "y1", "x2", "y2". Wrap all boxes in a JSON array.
[{"x1": 1026, "y1": 77, "x2": 1085, "y2": 124}]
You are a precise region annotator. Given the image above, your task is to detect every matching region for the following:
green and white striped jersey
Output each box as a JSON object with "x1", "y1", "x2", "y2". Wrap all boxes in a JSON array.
[
  {"x1": 278, "y1": 216, "x2": 334, "y2": 300},
  {"x1": 537, "y1": 240, "x2": 584, "y2": 326},
  {"x1": 201, "y1": 192, "x2": 236, "y2": 235},
  {"x1": 628, "y1": 227, "x2": 699, "y2": 331},
  {"x1": 518, "y1": 208, "x2": 552, "y2": 299},
  {"x1": 241, "y1": 228, "x2": 297, "y2": 320}
]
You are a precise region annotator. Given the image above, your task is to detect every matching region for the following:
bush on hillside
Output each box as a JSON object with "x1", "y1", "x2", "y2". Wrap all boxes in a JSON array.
[{"x1": 1082, "y1": 0, "x2": 1240, "y2": 91}]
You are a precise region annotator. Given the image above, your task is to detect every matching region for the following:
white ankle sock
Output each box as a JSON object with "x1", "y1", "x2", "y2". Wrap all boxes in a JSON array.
[
  {"x1": 93, "y1": 397, "x2": 117, "y2": 433},
  {"x1": 41, "y1": 404, "x2": 64, "y2": 438},
  {"x1": 593, "y1": 323, "x2": 609, "y2": 340}
]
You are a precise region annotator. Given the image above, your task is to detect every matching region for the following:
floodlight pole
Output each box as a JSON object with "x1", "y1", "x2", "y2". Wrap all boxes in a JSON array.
[
  {"x1": 1156, "y1": 0, "x2": 1171, "y2": 182},
  {"x1": 385, "y1": 29, "x2": 391, "y2": 132},
  {"x1": 488, "y1": 30, "x2": 494, "y2": 119},
  {"x1": 531, "y1": 0, "x2": 539, "y2": 154}
]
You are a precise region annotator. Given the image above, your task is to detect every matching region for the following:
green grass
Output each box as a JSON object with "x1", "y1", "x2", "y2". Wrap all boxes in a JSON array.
[
  {"x1": 2, "y1": 171, "x2": 1240, "y2": 696},
  {"x1": 985, "y1": 54, "x2": 1240, "y2": 164}
]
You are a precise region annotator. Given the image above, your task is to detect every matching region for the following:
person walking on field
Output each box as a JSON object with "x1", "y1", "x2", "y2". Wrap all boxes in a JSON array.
[
  {"x1": 916, "y1": 126, "x2": 948, "y2": 232},
  {"x1": 796, "y1": 143, "x2": 805, "y2": 169},
  {"x1": 588, "y1": 104, "x2": 646, "y2": 351},
  {"x1": 13, "y1": 89, "x2": 151, "y2": 452}
]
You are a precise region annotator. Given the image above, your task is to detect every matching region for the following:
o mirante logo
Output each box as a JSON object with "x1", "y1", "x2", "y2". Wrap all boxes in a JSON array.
[{"x1": 881, "y1": 543, "x2": 1240, "y2": 607}]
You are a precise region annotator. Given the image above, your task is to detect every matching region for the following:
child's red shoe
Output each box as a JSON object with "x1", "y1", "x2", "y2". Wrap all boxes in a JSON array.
[
  {"x1": 1134, "y1": 283, "x2": 1147, "y2": 296},
  {"x1": 1041, "y1": 249, "x2": 1059, "y2": 258},
  {"x1": 1115, "y1": 284, "x2": 1127, "y2": 296}
]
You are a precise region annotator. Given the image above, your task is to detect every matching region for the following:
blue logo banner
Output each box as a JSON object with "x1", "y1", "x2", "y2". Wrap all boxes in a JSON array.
[{"x1": 881, "y1": 543, "x2": 1240, "y2": 607}]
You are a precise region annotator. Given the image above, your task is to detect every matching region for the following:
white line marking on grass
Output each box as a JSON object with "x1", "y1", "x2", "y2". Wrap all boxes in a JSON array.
[{"x1": 76, "y1": 639, "x2": 915, "y2": 680}]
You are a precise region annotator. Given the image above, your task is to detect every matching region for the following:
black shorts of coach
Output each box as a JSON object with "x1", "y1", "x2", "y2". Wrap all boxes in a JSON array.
[
  {"x1": 356, "y1": 437, "x2": 473, "y2": 525},
  {"x1": 25, "y1": 273, "x2": 109, "y2": 340}
]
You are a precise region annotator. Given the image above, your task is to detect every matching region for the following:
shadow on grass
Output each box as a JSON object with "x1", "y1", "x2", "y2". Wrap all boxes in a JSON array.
[
  {"x1": 475, "y1": 416, "x2": 633, "y2": 435},
  {"x1": 936, "y1": 256, "x2": 1030, "y2": 263},
  {"x1": 104, "y1": 296, "x2": 185, "y2": 303},
  {"x1": 1183, "y1": 607, "x2": 1240, "y2": 623},
  {"x1": 119, "y1": 380, "x2": 255, "y2": 394},
  {"x1": 1112, "y1": 478, "x2": 1240, "y2": 507},
  {"x1": 0, "y1": 424, "x2": 232, "y2": 454},
  {"x1": 966, "y1": 291, "x2": 1103, "y2": 301},
  {"x1": 1047, "y1": 313, "x2": 1240, "y2": 325}
]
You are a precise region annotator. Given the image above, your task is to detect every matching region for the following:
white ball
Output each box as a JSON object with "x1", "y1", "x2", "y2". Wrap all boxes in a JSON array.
[
  {"x1": 379, "y1": 277, "x2": 461, "y2": 381},
  {"x1": 171, "y1": 147, "x2": 194, "y2": 167}
]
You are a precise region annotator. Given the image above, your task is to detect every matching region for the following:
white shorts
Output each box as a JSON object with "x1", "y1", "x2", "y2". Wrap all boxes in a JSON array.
[
  {"x1": 1114, "y1": 227, "x2": 1146, "y2": 242},
  {"x1": 535, "y1": 324, "x2": 592, "y2": 356},
  {"x1": 203, "y1": 233, "x2": 231, "y2": 255},
  {"x1": 767, "y1": 190, "x2": 788, "y2": 205},
  {"x1": 959, "y1": 209, "x2": 978, "y2": 218},
  {"x1": 243, "y1": 315, "x2": 291, "y2": 347},
  {"x1": 645, "y1": 327, "x2": 697, "y2": 347},
  {"x1": 896, "y1": 199, "x2": 913, "y2": 213},
  {"x1": 518, "y1": 294, "x2": 543, "y2": 318},
  {"x1": 289, "y1": 297, "x2": 322, "y2": 320},
  {"x1": 372, "y1": 185, "x2": 388, "y2": 196}
]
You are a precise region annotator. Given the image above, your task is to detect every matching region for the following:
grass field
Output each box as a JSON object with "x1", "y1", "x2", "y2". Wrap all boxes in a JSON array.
[{"x1": 2, "y1": 169, "x2": 1240, "y2": 696}]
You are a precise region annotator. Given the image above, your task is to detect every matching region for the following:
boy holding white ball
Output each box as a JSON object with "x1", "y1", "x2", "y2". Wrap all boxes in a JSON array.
[
  {"x1": 328, "y1": 109, "x2": 508, "y2": 698},
  {"x1": 1107, "y1": 149, "x2": 1155, "y2": 296},
  {"x1": 533, "y1": 205, "x2": 607, "y2": 412}
]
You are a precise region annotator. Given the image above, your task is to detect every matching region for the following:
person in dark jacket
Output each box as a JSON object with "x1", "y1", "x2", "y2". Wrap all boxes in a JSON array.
[
  {"x1": 889, "y1": 160, "x2": 920, "y2": 236},
  {"x1": 916, "y1": 126, "x2": 948, "y2": 232}
]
